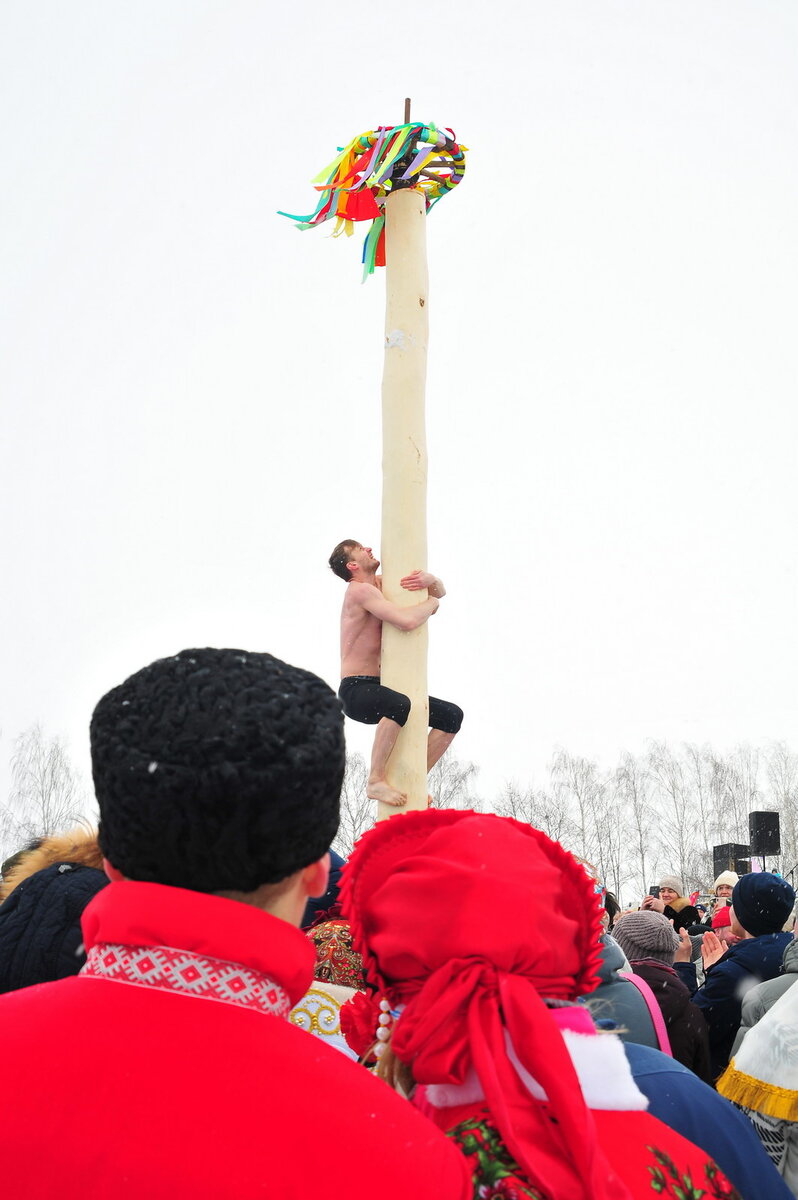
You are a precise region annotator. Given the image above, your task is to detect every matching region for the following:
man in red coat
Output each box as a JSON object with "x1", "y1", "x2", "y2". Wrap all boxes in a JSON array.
[{"x1": 0, "y1": 648, "x2": 472, "y2": 1200}]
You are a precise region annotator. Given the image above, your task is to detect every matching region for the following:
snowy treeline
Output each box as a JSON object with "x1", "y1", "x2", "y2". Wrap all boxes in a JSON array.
[
  {"x1": 336, "y1": 743, "x2": 798, "y2": 906},
  {"x1": 3, "y1": 727, "x2": 797, "y2": 912}
]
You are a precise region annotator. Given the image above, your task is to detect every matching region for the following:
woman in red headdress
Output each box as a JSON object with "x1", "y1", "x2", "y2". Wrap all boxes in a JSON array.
[{"x1": 339, "y1": 810, "x2": 740, "y2": 1200}]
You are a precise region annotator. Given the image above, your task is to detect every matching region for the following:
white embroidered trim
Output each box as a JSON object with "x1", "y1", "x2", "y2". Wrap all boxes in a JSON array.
[{"x1": 81, "y1": 943, "x2": 291, "y2": 1017}]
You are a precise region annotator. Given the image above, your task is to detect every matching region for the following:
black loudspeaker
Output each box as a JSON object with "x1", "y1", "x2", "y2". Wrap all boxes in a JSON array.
[
  {"x1": 749, "y1": 811, "x2": 781, "y2": 857},
  {"x1": 713, "y1": 843, "x2": 751, "y2": 879}
]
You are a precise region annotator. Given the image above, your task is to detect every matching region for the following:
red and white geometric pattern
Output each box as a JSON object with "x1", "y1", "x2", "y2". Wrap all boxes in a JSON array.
[{"x1": 81, "y1": 943, "x2": 291, "y2": 1017}]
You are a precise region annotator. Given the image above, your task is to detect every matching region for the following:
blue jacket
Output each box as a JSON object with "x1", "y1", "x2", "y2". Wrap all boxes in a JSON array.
[
  {"x1": 624, "y1": 1042, "x2": 792, "y2": 1200},
  {"x1": 301, "y1": 849, "x2": 345, "y2": 928},
  {"x1": 674, "y1": 931, "x2": 792, "y2": 1079}
]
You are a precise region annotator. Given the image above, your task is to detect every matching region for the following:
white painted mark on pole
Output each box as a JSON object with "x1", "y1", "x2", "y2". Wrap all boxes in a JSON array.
[{"x1": 386, "y1": 328, "x2": 413, "y2": 350}]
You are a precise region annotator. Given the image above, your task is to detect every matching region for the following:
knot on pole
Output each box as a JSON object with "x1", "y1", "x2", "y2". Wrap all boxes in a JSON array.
[{"x1": 278, "y1": 123, "x2": 467, "y2": 280}]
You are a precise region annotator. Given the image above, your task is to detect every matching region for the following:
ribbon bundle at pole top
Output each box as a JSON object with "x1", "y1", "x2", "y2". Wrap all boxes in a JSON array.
[{"x1": 278, "y1": 123, "x2": 467, "y2": 280}]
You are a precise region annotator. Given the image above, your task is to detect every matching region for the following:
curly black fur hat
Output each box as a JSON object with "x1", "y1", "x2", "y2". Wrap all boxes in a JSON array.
[{"x1": 92, "y1": 648, "x2": 344, "y2": 892}]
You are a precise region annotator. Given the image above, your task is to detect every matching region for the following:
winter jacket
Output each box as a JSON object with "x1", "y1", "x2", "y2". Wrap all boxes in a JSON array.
[
  {"x1": 731, "y1": 935, "x2": 798, "y2": 1057},
  {"x1": 0, "y1": 828, "x2": 103, "y2": 902},
  {"x1": 0, "y1": 881, "x2": 473, "y2": 1200},
  {"x1": 664, "y1": 899, "x2": 701, "y2": 931},
  {"x1": 0, "y1": 861, "x2": 108, "y2": 993},
  {"x1": 675, "y1": 932, "x2": 792, "y2": 1080},
  {"x1": 583, "y1": 934, "x2": 659, "y2": 1048},
  {"x1": 629, "y1": 960, "x2": 712, "y2": 1083},
  {"x1": 301, "y1": 848, "x2": 344, "y2": 928},
  {"x1": 624, "y1": 1042, "x2": 792, "y2": 1200}
]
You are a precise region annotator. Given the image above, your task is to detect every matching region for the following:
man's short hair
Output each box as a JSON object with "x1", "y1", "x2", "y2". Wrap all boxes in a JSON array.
[
  {"x1": 329, "y1": 540, "x2": 358, "y2": 582},
  {"x1": 92, "y1": 648, "x2": 344, "y2": 893}
]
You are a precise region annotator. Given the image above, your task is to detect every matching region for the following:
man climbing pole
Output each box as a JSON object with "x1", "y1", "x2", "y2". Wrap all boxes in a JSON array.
[
  {"x1": 329, "y1": 539, "x2": 463, "y2": 809},
  {"x1": 284, "y1": 114, "x2": 467, "y2": 812}
]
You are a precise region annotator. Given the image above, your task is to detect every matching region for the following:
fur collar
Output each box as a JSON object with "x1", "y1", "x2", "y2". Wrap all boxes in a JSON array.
[{"x1": 0, "y1": 828, "x2": 103, "y2": 902}]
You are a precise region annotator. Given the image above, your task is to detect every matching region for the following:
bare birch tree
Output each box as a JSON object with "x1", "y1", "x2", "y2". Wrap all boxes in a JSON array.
[
  {"x1": 645, "y1": 741, "x2": 701, "y2": 888},
  {"x1": 765, "y1": 742, "x2": 798, "y2": 873},
  {"x1": 589, "y1": 777, "x2": 625, "y2": 900},
  {"x1": 614, "y1": 752, "x2": 654, "y2": 898},
  {"x1": 710, "y1": 745, "x2": 759, "y2": 847},
  {"x1": 550, "y1": 749, "x2": 604, "y2": 865},
  {"x1": 427, "y1": 752, "x2": 482, "y2": 811},
  {"x1": 494, "y1": 781, "x2": 576, "y2": 845},
  {"x1": 332, "y1": 752, "x2": 372, "y2": 858},
  {"x1": 2, "y1": 725, "x2": 86, "y2": 862},
  {"x1": 681, "y1": 743, "x2": 719, "y2": 883}
]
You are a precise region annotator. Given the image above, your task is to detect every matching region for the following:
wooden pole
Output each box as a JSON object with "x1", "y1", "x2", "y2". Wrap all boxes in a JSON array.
[{"x1": 378, "y1": 183, "x2": 430, "y2": 818}]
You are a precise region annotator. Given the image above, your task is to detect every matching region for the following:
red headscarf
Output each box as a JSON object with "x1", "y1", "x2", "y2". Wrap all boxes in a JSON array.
[{"x1": 340, "y1": 809, "x2": 632, "y2": 1200}]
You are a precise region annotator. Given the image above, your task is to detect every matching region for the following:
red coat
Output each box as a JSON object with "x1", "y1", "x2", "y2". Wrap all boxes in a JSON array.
[
  {"x1": 0, "y1": 881, "x2": 472, "y2": 1200},
  {"x1": 426, "y1": 1102, "x2": 741, "y2": 1199}
]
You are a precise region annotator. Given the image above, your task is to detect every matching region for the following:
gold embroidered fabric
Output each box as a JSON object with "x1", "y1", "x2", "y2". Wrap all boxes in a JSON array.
[
  {"x1": 290, "y1": 985, "x2": 345, "y2": 1036},
  {"x1": 289, "y1": 983, "x2": 358, "y2": 1059},
  {"x1": 307, "y1": 920, "x2": 366, "y2": 990}
]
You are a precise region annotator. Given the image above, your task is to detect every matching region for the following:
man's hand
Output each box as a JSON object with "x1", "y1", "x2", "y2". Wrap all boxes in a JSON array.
[
  {"x1": 401, "y1": 570, "x2": 436, "y2": 592},
  {"x1": 401, "y1": 570, "x2": 446, "y2": 599},
  {"x1": 674, "y1": 927, "x2": 693, "y2": 963},
  {"x1": 701, "y1": 930, "x2": 726, "y2": 970},
  {"x1": 641, "y1": 894, "x2": 665, "y2": 914}
]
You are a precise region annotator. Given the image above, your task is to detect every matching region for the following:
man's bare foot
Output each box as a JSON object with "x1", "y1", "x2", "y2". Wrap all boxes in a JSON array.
[{"x1": 367, "y1": 780, "x2": 407, "y2": 808}]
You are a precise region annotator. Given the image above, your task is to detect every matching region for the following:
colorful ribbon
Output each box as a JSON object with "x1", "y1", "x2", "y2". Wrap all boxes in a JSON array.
[{"x1": 279, "y1": 122, "x2": 467, "y2": 280}]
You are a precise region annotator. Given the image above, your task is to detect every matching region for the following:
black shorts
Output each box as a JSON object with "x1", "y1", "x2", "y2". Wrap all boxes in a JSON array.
[{"x1": 338, "y1": 676, "x2": 463, "y2": 735}]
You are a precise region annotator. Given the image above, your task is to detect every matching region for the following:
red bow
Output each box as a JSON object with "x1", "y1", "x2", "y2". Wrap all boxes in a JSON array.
[{"x1": 393, "y1": 957, "x2": 630, "y2": 1200}]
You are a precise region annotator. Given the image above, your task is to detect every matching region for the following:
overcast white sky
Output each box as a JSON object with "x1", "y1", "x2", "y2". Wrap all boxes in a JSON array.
[{"x1": 2, "y1": 1, "x2": 797, "y2": 811}]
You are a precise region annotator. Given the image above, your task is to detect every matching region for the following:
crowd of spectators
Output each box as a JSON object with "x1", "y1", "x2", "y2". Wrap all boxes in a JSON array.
[{"x1": 0, "y1": 646, "x2": 796, "y2": 1198}]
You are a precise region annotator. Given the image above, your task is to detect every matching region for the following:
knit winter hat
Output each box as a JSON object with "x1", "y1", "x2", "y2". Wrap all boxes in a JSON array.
[
  {"x1": 712, "y1": 871, "x2": 739, "y2": 893},
  {"x1": 92, "y1": 648, "x2": 345, "y2": 892},
  {"x1": 658, "y1": 874, "x2": 684, "y2": 896},
  {"x1": 731, "y1": 873, "x2": 796, "y2": 938},
  {"x1": 612, "y1": 910, "x2": 679, "y2": 965}
]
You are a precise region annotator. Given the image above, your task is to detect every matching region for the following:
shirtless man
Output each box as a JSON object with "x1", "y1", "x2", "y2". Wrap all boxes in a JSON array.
[{"x1": 329, "y1": 539, "x2": 463, "y2": 808}]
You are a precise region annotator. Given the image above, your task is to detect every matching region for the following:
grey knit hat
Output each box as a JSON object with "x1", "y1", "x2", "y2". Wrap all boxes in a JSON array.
[
  {"x1": 658, "y1": 874, "x2": 684, "y2": 896},
  {"x1": 613, "y1": 910, "x2": 680, "y2": 965}
]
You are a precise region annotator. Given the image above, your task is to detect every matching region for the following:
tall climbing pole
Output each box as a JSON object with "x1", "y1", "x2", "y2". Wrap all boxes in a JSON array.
[{"x1": 280, "y1": 104, "x2": 466, "y2": 816}]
